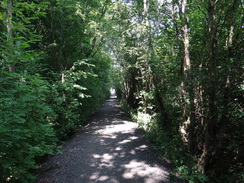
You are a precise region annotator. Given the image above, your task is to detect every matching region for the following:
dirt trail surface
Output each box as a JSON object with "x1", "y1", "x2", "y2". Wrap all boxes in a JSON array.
[{"x1": 36, "y1": 96, "x2": 179, "y2": 183}]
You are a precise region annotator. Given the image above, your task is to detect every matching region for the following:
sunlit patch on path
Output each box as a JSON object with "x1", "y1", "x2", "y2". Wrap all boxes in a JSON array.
[{"x1": 36, "y1": 96, "x2": 179, "y2": 183}]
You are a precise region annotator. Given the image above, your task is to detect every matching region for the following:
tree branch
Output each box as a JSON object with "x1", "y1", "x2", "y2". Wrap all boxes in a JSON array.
[{"x1": 86, "y1": 37, "x2": 97, "y2": 57}]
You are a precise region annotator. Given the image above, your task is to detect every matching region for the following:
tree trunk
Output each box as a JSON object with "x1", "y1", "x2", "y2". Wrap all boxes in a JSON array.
[
  {"x1": 139, "y1": 0, "x2": 154, "y2": 111},
  {"x1": 179, "y1": 0, "x2": 196, "y2": 153},
  {"x1": 199, "y1": 0, "x2": 218, "y2": 174},
  {"x1": 86, "y1": 37, "x2": 97, "y2": 57},
  {"x1": 172, "y1": 1, "x2": 188, "y2": 139},
  {"x1": 143, "y1": 0, "x2": 149, "y2": 28},
  {"x1": 227, "y1": 0, "x2": 238, "y2": 57},
  {"x1": 6, "y1": 0, "x2": 15, "y2": 73}
]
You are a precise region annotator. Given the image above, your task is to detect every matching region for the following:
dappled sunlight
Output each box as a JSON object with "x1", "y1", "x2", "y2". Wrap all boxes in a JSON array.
[
  {"x1": 89, "y1": 172, "x2": 100, "y2": 180},
  {"x1": 135, "y1": 144, "x2": 148, "y2": 150},
  {"x1": 129, "y1": 149, "x2": 136, "y2": 155},
  {"x1": 84, "y1": 115, "x2": 170, "y2": 182},
  {"x1": 137, "y1": 112, "x2": 152, "y2": 130},
  {"x1": 118, "y1": 139, "x2": 132, "y2": 144},
  {"x1": 93, "y1": 153, "x2": 113, "y2": 162},
  {"x1": 81, "y1": 102, "x2": 172, "y2": 182},
  {"x1": 97, "y1": 175, "x2": 110, "y2": 181},
  {"x1": 36, "y1": 98, "x2": 175, "y2": 183},
  {"x1": 122, "y1": 160, "x2": 168, "y2": 182},
  {"x1": 115, "y1": 147, "x2": 122, "y2": 151},
  {"x1": 94, "y1": 120, "x2": 138, "y2": 136}
]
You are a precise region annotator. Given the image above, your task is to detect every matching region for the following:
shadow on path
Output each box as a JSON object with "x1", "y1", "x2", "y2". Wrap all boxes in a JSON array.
[{"x1": 36, "y1": 96, "x2": 180, "y2": 183}]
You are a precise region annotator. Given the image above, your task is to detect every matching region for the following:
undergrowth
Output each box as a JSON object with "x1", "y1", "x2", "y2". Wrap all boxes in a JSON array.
[{"x1": 119, "y1": 98, "x2": 209, "y2": 183}]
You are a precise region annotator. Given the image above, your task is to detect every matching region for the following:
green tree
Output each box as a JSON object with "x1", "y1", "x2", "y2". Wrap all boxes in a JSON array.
[
  {"x1": 110, "y1": 0, "x2": 243, "y2": 182},
  {"x1": 0, "y1": 1, "x2": 57, "y2": 182},
  {"x1": 0, "y1": 0, "x2": 114, "y2": 181}
]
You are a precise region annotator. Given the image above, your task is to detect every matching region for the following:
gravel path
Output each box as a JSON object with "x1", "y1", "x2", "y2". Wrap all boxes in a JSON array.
[{"x1": 36, "y1": 96, "x2": 180, "y2": 183}]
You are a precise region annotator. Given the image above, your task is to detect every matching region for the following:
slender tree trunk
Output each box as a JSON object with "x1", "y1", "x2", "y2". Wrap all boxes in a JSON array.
[
  {"x1": 218, "y1": 0, "x2": 239, "y2": 155},
  {"x1": 172, "y1": 1, "x2": 188, "y2": 139},
  {"x1": 175, "y1": 0, "x2": 188, "y2": 142},
  {"x1": 92, "y1": 37, "x2": 104, "y2": 57},
  {"x1": 199, "y1": 0, "x2": 218, "y2": 173},
  {"x1": 181, "y1": 0, "x2": 196, "y2": 154},
  {"x1": 141, "y1": 0, "x2": 154, "y2": 111},
  {"x1": 227, "y1": 0, "x2": 238, "y2": 57},
  {"x1": 143, "y1": 0, "x2": 151, "y2": 86},
  {"x1": 86, "y1": 37, "x2": 97, "y2": 57},
  {"x1": 143, "y1": 0, "x2": 149, "y2": 29},
  {"x1": 178, "y1": 0, "x2": 196, "y2": 152},
  {"x1": 195, "y1": 63, "x2": 205, "y2": 151},
  {"x1": 7, "y1": 0, "x2": 15, "y2": 73}
]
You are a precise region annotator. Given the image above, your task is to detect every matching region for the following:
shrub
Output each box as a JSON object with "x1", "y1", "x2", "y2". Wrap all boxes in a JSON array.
[{"x1": 0, "y1": 73, "x2": 57, "y2": 182}]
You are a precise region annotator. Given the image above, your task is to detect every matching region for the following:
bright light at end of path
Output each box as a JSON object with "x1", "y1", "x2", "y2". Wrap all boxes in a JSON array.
[{"x1": 110, "y1": 88, "x2": 116, "y2": 95}]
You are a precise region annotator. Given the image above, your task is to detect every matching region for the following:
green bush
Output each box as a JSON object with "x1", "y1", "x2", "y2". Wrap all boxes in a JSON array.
[{"x1": 0, "y1": 73, "x2": 57, "y2": 182}]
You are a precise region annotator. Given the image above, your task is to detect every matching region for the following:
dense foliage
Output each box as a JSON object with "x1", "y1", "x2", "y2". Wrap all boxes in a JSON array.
[
  {"x1": 0, "y1": 0, "x2": 112, "y2": 182},
  {"x1": 0, "y1": 0, "x2": 243, "y2": 182},
  {"x1": 111, "y1": 0, "x2": 243, "y2": 182}
]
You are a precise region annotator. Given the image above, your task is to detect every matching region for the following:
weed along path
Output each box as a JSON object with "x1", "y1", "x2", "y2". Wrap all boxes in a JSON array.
[{"x1": 36, "y1": 96, "x2": 180, "y2": 183}]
